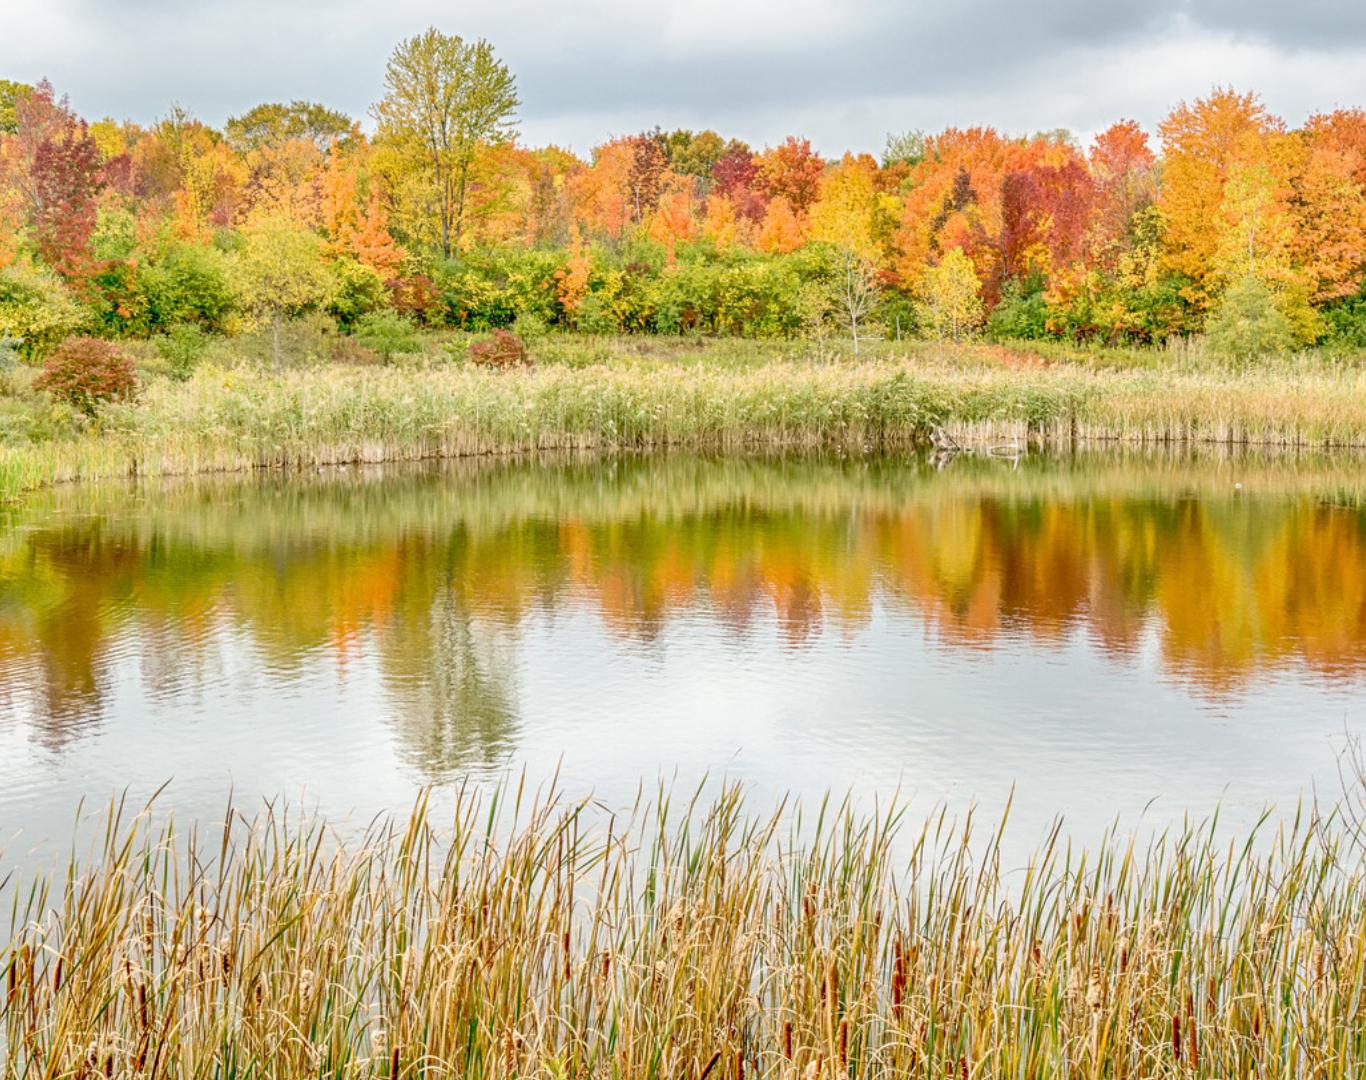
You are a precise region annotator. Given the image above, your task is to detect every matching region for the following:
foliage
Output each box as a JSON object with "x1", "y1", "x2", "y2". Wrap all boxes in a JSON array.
[
  {"x1": 467, "y1": 328, "x2": 528, "y2": 367},
  {"x1": 919, "y1": 249, "x2": 984, "y2": 342},
  {"x1": 229, "y1": 216, "x2": 336, "y2": 364},
  {"x1": 32, "y1": 335, "x2": 137, "y2": 415},
  {"x1": 154, "y1": 323, "x2": 209, "y2": 381},
  {"x1": 0, "y1": 259, "x2": 87, "y2": 359},
  {"x1": 987, "y1": 276, "x2": 1051, "y2": 340},
  {"x1": 0, "y1": 79, "x2": 31, "y2": 134},
  {"x1": 224, "y1": 100, "x2": 355, "y2": 151},
  {"x1": 327, "y1": 256, "x2": 388, "y2": 328},
  {"x1": 373, "y1": 28, "x2": 519, "y2": 255},
  {"x1": 351, "y1": 309, "x2": 420, "y2": 362},
  {"x1": 140, "y1": 242, "x2": 236, "y2": 332},
  {"x1": 1204, "y1": 273, "x2": 1298, "y2": 363}
]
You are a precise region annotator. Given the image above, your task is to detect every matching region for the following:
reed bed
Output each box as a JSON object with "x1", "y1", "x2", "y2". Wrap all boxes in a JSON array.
[
  {"x1": 4, "y1": 357, "x2": 1366, "y2": 498},
  {"x1": 4, "y1": 786, "x2": 1365, "y2": 1078}
]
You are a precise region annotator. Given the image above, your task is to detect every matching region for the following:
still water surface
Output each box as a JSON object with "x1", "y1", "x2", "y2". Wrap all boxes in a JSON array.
[{"x1": 1, "y1": 451, "x2": 1363, "y2": 864}]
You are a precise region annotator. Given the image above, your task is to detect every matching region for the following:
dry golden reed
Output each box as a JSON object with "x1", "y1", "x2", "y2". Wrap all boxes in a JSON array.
[{"x1": 2, "y1": 784, "x2": 1364, "y2": 1078}]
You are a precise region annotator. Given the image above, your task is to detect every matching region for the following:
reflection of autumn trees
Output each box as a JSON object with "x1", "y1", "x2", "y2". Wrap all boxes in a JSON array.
[{"x1": 1, "y1": 456, "x2": 1364, "y2": 745}]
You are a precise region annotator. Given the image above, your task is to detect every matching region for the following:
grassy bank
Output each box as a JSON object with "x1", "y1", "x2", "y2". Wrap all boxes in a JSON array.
[
  {"x1": 4, "y1": 335, "x2": 1366, "y2": 497},
  {"x1": 3, "y1": 787, "x2": 1364, "y2": 1078}
]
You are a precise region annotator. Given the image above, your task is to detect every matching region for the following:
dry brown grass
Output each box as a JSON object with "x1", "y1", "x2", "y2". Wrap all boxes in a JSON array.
[{"x1": 3, "y1": 785, "x2": 1364, "y2": 1078}]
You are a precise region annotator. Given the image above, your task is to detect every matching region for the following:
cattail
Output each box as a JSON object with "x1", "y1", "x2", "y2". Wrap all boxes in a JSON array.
[
  {"x1": 699, "y1": 1051, "x2": 722, "y2": 1079},
  {"x1": 1086, "y1": 967, "x2": 1103, "y2": 1014},
  {"x1": 52, "y1": 955, "x2": 63, "y2": 994},
  {"x1": 783, "y1": 1020, "x2": 793, "y2": 1059},
  {"x1": 733, "y1": 1049, "x2": 744, "y2": 1080},
  {"x1": 1171, "y1": 1014, "x2": 1181, "y2": 1062},
  {"x1": 838, "y1": 1018, "x2": 849, "y2": 1067},
  {"x1": 390, "y1": 1045, "x2": 400, "y2": 1079},
  {"x1": 891, "y1": 938, "x2": 908, "y2": 1016}
]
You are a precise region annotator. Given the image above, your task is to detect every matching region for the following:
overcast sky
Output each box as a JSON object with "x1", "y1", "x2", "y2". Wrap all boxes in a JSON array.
[{"x1": 4, "y1": 0, "x2": 1366, "y2": 156}]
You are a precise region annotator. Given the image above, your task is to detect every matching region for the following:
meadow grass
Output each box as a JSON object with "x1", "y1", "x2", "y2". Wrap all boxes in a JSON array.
[
  {"x1": 3, "y1": 785, "x2": 1364, "y2": 1078},
  {"x1": 4, "y1": 344, "x2": 1366, "y2": 499}
]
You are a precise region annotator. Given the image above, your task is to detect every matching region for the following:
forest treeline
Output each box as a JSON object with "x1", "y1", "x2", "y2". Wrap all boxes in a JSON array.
[{"x1": 3, "y1": 27, "x2": 1366, "y2": 362}]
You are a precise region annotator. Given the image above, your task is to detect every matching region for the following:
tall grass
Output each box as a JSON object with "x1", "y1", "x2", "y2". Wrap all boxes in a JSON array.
[
  {"x1": 4, "y1": 355, "x2": 1366, "y2": 498},
  {"x1": 3, "y1": 785, "x2": 1364, "y2": 1078}
]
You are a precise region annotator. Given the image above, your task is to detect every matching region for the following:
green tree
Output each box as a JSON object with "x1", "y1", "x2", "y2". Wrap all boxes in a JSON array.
[
  {"x1": 0, "y1": 79, "x2": 32, "y2": 134},
  {"x1": 353, "y1": 310, "x2": 420, "y2": 363},
  {"x1": 1204, "y1": 272, "x2": 1297, "y2": 364},
  {"x1": 373, "y1": 28, "x2": 519, "y2": 257},
  {"x1": 224, "y1": 100, "x2": 355, "y2": 152},
  {"x1": 229, "y1": 218, "x2": 336, "y2": 366},
  {"x1": 0, "y1": 260, "x2": 87, "y2": 360}
]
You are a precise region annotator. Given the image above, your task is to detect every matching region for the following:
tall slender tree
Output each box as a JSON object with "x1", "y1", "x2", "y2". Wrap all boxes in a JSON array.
[{"x1": 373, "y1": 29, "x2": 519, "y2": 257}]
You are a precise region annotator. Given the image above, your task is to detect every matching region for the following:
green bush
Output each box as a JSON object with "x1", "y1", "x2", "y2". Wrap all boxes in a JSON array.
[
  {"x1": 352, "y1": 310, "x2": 421, "y2": 363},
  {"x1": 328, "y1": 257, "x2": 388, "y2": 329},
  {"x1": 0, "y1": 260, "x2": 88, "y2": 360},
  {"x1": 140, "y1": 243, "x2": 235, "y2": 332},
  {"x1": 1205, "y1": 274, "x2": 1297, "y2": 365},
  {"x1": 987, "y1": 277, "x2": 1051, "y2": 341},
  {"x1": 154, "y1": 323, "x2": 209, "y2": 381}
]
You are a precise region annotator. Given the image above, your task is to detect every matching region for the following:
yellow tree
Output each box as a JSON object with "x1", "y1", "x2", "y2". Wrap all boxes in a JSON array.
[
  {"x1": 919, "y1": 248, "x2": 983, "y2": 342},
  {"x1": 373, "y1": 28, "x2": 519, "y2": 256},
  {"x1": 228, "y1": 215, "x2": 336, "y2": 365},
  {"x1": 1157, "y1": 88, "x2": 1284, "y2": 309},
  {"x1": 807, "y1": 153, "x2": 881, "y2": 262}
]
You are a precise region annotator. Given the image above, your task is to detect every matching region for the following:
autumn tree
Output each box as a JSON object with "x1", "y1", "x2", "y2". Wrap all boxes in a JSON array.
[
  {"x1": 1087, "y1": 120, "x2": 1156, "y2": 266},
  {"x1": 225, "y1": 101, "x2": 356, "y2": 152},
  {"x1": 807, "y1": 153, "x2": 883, "y2": 262},
  {"x1": 229, "y1": 215, "x2": 336, "y2": 365},
  {"x1": 662, "y1": 129, "x2": 726, "y2": 179},
  {"x1": 625, "y1": 132, "x2": 668, "y2": 225},
  {"x1": 757, "y1": 136, "x2": 824, "y2": 213},
  {"x1": 373, "y1": 28, "x2": 519, "y2": 256},
  {"x1": 1158, "y1": 88, "x2": 1285, "y2": 308},
  {"x1": 919, "y1": 248, "x2": 983, "y2": 342},
  {"x1": 711, "y1": 141, "x2": 767, "y2": 222},
  {"x1": 0, "y1": 80, "x2": 32, "y2": 135},
  {"x1": 999, "y1": 159, "x2": 1095, "y2": 287},
  {"x1": 0, "y1": 81, "x2": 104, "y2": 281}
]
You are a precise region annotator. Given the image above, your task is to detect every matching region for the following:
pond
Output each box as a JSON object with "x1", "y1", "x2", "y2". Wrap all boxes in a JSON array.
[{"x1": 1, "y1": 450, "x2": 1364, "y2": 866}]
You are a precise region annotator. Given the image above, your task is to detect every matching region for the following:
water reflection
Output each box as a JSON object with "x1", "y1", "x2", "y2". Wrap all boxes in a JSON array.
[{"x1": 3, "y1": 453, "x2": 1366, "y2": 747}]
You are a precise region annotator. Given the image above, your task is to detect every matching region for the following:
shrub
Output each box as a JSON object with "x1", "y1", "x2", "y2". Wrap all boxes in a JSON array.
[
  {"x1": 987, "y1": 277, "x2": 1051, "y2": 341},
  {"x1": 140, "y1": 242, "x2": 235, "y2": 332},
  {"x1": 1205, "y1": 273, "x2": 1297, "y2": 365},
  {"x1": 32, "y1": 336, "x2": 138, "y2": 416},
  {"x1": 0, "y1": 260, "x2": 88, "y2": 360},
  {"x1": 327, "y1": 257, "x2": 388, "y2": 329},
  {"x1": 387, "y1": 274, "x2": 443, "y2": 326},
  {"x1": 154, "y1": 323, "x2": 208, "y2": 381},
  {"x1": 467, "y1": 329, "x2": 528, "y2": 368},
  {"x1": 352, "y1": 310, "x2": 421, "y2": 363}
]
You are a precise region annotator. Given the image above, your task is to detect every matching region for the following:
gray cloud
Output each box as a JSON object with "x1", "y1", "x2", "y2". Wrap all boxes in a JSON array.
[{"x1": 2, "y1": 0, "x2": 1365, "y2": 156}]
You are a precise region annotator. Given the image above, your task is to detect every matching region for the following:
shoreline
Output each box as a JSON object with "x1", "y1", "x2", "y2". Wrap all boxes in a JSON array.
[{"x1": 5, "y1": 354, "x2": 1366, "y2": 498}]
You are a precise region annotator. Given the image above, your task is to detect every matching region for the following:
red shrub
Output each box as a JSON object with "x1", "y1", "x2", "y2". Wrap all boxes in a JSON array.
[
  {"x1": 386, "y1": 274, "x2": 443, "y2": 325},
  {"x1": 33, "y1": 336, "x2": 138, "y2": 416},
  {"x1": 468, "y1": 330, "x2": 529, "y2": 369}
]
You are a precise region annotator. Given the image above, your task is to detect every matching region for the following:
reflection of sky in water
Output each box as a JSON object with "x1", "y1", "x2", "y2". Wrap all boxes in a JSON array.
[{"x1": 0, "y1": 453, "x2": 1363, "y2": 875}]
